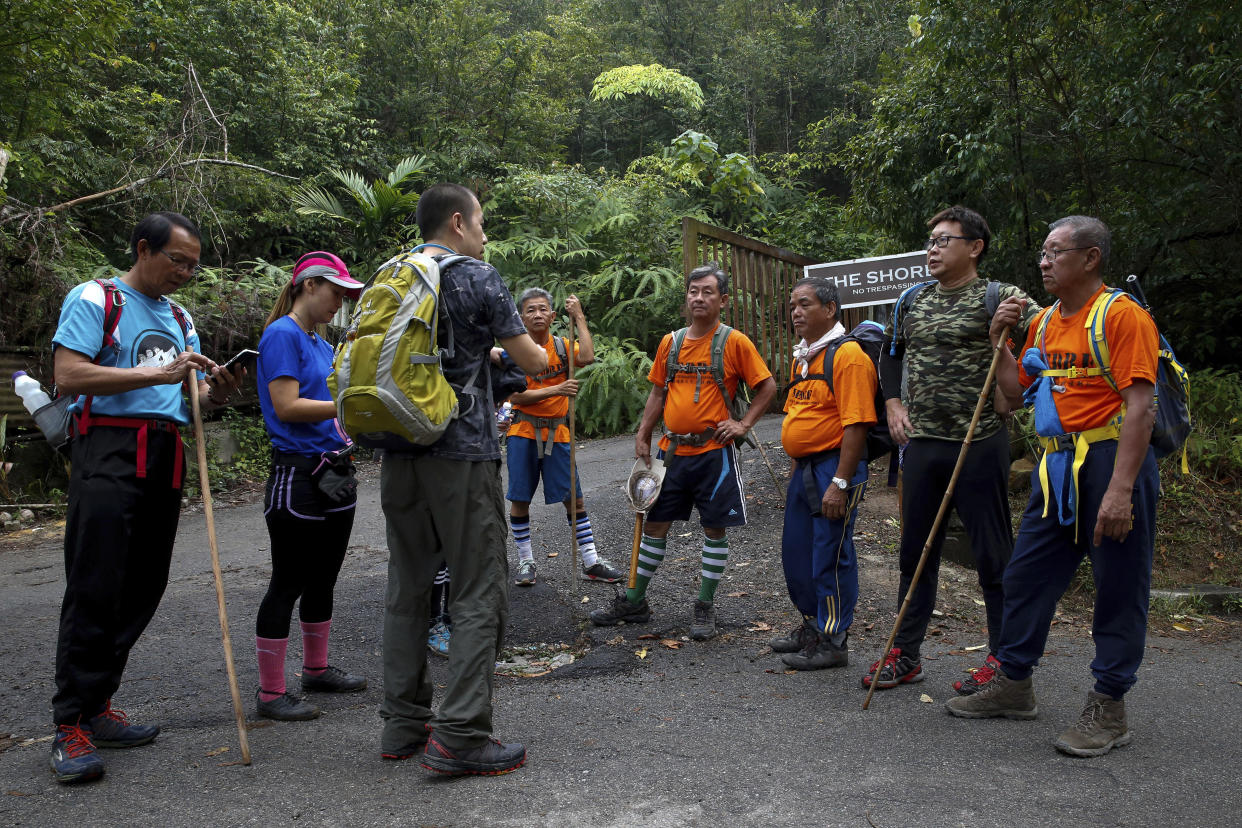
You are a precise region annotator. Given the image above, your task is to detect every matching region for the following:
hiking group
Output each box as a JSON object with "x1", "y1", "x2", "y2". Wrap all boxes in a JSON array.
[{"x1": 42, "y1": 190, "x2": 1171, "y2": 784}]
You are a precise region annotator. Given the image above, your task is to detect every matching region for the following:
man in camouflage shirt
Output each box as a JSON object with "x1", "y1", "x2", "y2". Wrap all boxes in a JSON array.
[{"x1": 866, "y1": 205, "x2": 1040, "y2": 694}]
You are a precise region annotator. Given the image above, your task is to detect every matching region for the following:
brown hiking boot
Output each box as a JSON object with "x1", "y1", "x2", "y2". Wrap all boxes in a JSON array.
[
  {"x1": 1054, "y1": 691, "x2": 1132, "y2": 757},
  {"x1": 944, "y1": 665, "x2": 1038, "y2": 719}
]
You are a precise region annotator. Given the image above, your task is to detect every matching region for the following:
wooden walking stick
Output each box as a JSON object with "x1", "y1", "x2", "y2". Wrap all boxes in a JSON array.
[
  {"x1": 188, "y1": 375, "x2": 252, "y2": 763},
  {"x1": 863, "y1": 327, "x2": 1011, "y2": 711},
  {"x1": 567, "y1": 322, "x2": 580, "y2": 594}
]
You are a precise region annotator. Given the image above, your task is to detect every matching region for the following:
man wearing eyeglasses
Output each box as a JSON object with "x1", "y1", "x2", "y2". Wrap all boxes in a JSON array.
[
  {"x1": 946, "y1": 216, "x2": 1159, "y2": 758},
  {"x1": 46, "y1": 211, "x2": 242, "y2": 783},
  {"x1": 866, "y1": 205, "x2": 1040, "y2": 694}
]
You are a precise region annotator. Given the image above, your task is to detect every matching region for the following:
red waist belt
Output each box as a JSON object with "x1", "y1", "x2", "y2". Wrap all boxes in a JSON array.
[{"x1": 75, "y1": 413, "x2": 184, "y2": 488}]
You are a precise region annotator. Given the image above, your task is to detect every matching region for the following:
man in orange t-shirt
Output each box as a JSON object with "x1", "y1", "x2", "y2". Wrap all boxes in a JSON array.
[
  {"x1": 589, "y1": 262, "x2": 776, "y2": 640},
  {"x1": 947, "y1": 216, "x2": 1160, "y2": 760},
  {"x1": 772, "y1": 277, "x2": 877, "y2": 670},
  {"x1": 504, "y1": 288, "x2": 622, "y2": 586}
]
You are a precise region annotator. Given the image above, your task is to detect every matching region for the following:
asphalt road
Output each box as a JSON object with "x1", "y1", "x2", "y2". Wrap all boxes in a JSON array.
[{"x1": 1, "y1": 415, "x2": 1239, "y2": 827}]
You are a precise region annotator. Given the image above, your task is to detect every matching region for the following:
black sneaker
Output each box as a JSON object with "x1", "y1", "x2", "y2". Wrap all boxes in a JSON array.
[
  {"x1": 256, "y1": 689, "x2": 321, "y2": 721},
  {"x1": 582, "y1": 559, "x2": 623, "y2": 583},
  {"x1": 769, "y1": 621, "x2": 817, "y2": 654},
  {"x1": 861, "y1": 647, "x2": 924, "y2": 689},
  {"x1": 420, "y1": 734, "x2": 526, "y2": 776},
  {"x1": 381, "y1": 723, "x2": 433, "y2": 761},
  {"x1": 782, "y1": 633, "x2": 849, "y2": 671},
  {"x1": 689, "y1": 599, "x2": 716, "y2": 641},
  {"x1": 301, "y1": 665, "x2": 367, "y2": 693},
  {"x1": 49, "y1": 723, "x2": 104, "y2": 784},
  {"x1": 589, "y1": 591, "x2": 651, "y2": 626},
  {"x1": 88, "y1": 701, "x2": 159, "y2": 748}
]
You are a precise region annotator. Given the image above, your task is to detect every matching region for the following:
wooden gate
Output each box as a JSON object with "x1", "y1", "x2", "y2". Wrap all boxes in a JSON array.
[{"x1": 681, "y1": 218, "x2": 864, "y2": 406}]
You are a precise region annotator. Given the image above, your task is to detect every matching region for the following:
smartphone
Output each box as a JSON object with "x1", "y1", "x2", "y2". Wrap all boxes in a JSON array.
[{"x1": 220, "y1": 348, "x2": 259, "y2": 372}]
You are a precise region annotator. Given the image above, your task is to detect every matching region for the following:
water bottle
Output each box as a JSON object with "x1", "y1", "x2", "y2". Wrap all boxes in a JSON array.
[{"x1": 11, "y1": 371, "x2": 52, "y2": 414}]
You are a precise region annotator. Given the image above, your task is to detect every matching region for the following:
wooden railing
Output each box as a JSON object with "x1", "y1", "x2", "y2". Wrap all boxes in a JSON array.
[{"x1": 682, "y1": 218, "x2": 863, "y2": 407}]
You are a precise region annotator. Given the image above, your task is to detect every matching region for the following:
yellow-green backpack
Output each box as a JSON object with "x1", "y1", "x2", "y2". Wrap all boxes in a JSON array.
[{"x1": 328, "y1": 247, "x2": 470, "y2": 449}]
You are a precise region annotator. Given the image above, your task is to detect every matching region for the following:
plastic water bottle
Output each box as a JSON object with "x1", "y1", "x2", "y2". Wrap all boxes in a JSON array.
[{"x1": 11, "y1": 371, "x2": 52, "y2": 415}]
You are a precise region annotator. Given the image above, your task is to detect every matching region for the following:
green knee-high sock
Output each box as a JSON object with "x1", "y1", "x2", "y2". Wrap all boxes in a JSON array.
[
  {"x1": 626, "y1": 534, "x2": 666, "y2": 604},
  {"x1": 697, "y1": 534, "x2": 729, "y2": 603}
]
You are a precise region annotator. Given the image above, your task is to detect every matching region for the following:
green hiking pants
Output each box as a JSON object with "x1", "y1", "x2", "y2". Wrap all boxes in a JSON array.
[{"x1": 379, "y1": 455, "x2": 509, "y2": 752}]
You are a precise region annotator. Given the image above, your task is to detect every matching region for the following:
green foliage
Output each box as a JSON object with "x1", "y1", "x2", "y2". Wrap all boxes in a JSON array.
[
  {"x1": 171, "y1": 262, "x2": 288, "y2": 359},
  {"x1": 573, "y1": 336, "x2": 653, "y2": 438},
  {"x1": 1185, "y1": 369, "x2": 1242, "y2": 479},
  {"x1": 183, "y1": 408, "x2": 272, "y2": 497},
  {"x1": 591, "y1": 64, "x2": 705, "y2": 110},
  {"x1": 663, "y1": 131, "x2": 768, "y2": 227}
]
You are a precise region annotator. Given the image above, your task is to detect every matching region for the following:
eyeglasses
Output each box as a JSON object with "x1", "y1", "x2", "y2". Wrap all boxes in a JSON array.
[
  {"x1": 158, "y1": 249, "x2": 202, "y2": 275},
  {"x1": 1037, "y1": 246, "x2": 1094, "y2": 264},
  {"x1": 925, "y1": 234, "x2": 976, "y2": 250}
]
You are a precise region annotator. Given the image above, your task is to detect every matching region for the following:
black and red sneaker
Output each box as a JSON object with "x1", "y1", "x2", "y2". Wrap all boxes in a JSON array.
[
  {"x1": 953, "y1": 653, "x2": 1001, "y2": 696},
  {"x1": 420, "y1": 734, "x2": 526, "y2": 776},
  {"x1": 861, "y1": 647, "x2": 923, "y2": 690}
]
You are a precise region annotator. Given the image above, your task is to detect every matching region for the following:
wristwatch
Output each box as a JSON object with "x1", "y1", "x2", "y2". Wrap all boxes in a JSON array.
[{"x1": 831, "y1": 477, "x2": 849, "y2": 490}]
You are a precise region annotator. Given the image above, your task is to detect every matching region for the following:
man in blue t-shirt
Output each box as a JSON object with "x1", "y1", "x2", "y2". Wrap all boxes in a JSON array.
[
  {"x1": 47, "y1": 212, "x2": 242, "y2": 785},
  {"x1": 378, "y1": 184, "x2": 547, "y2": 777}
]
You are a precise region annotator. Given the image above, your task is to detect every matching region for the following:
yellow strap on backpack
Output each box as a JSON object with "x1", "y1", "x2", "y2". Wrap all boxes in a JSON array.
[{"x1": 1036, "y1": 413, "x2": 1124, "y2": 542}]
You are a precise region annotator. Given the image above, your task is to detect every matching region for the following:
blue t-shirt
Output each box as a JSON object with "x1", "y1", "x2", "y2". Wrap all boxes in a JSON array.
[
  {"x1": 257, "y1": 315, "x2": 350, "y2": 457},
  {"x1": 52, "y1": 278, "x2": 200, "y2": 424}
]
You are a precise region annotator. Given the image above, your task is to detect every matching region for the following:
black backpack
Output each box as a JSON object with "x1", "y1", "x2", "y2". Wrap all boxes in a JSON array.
[{"x1": 786, "y1": 320, "x2": 896, "y2": 479}]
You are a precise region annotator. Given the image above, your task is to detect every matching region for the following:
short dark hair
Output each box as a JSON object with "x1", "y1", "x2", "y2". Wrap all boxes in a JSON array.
[
  {"x1": 1048, "y1": 215, "x2": 1111, "y2": 270},
  {"x1": 416, "y1": 183, "x2": 479, "y2": 240},
  {"x1": 793, "y1": 276, "x2": 839, "y2": 319},
  {"x1": 517, "y1": 287, "x2": 553, "y2": 311},
  {"x1": 687, "y1": 261, "x2": 729, "y2": 295},
  {"x1": 927, "y1": 205, "x2": 991, "y2": 263},
  {"x1": 129, "y1": 212, "x2": 200, "y2": 263}
]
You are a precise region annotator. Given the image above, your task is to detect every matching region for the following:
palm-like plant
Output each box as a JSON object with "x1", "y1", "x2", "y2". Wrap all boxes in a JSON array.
[{"x1": 292, "y1": 155, "x2": 430, "y2": 270}]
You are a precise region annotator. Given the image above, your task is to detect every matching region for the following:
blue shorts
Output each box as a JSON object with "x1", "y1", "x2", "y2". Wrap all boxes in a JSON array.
[
  {"x1": 505, "y1": 436, "x2": 583, "y2": 504},
  {"x1": 646, "y1": 444, "x2": 746, "y2": 528}
]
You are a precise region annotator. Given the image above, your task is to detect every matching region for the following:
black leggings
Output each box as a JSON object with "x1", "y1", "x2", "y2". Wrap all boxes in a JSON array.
[{"x1": 256, "y1": 463, "x2": 356, "y2": 639}]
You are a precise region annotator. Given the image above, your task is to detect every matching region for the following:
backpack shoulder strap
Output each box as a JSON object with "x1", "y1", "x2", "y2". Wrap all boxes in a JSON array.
[
  {"x1": 1086, "y1": 288, "x2": 1127, "y2": 395},
  {"x1": 984, "y1": 280, "x2": 1002, "y2": 318},
  {"x1": 665, "y1": 327, "x2": 689, "y2": 388},
  {"x1": 167, "y1": 299, "x2": 191, "y2": 343},
  {"x1": 93, "y1": 278, "x2": 125, "y2": 350},
  {"x1": 555, "y1": 335, "x2": 568, "y2": 368},
  {"x1": 709, "y1": 324, "x2": 734, "y2": 406},
  {"x1": 1033, "y1": 303, "x2": 1058, "y2": 355},
  {"x1": 888, "y1": 280, "x2": 934, "y2": 356}
]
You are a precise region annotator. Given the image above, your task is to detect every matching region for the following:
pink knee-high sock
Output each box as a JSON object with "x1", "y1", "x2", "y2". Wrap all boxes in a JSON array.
[
  {"x1": 256, "y1": 636, "x2": 288, "y2": 701},
  {"x1": 301, "y1": 619, "x2": 331, "y2": 675}
]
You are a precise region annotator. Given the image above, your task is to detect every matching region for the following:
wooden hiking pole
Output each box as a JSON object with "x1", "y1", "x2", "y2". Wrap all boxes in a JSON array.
[
  {"x1": 188, "y1": 377, "x2": 252, "y2": 764},
  {"x1": 862, "y1": 327, "x2": 1011, "y2": 711},
  {"x1": 566, "y1": 322, "x2": 580, "y2": 594},
  {"x1": 628, "y1": 509, "x2": 644, "y2": 590}
]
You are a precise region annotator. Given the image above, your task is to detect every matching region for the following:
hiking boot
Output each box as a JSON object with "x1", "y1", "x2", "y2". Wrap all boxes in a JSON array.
[
  {"x1": 49, "y1": 723, "x2": 104, "y2": 784},
  {"x1": 954, "y1": 653, "x2": 1001, "y2": 696},
  {"x1": 515, "y1": 559, "x2": 537, "y2": 586},
  {"x1": 944, "y1": 666, "x2": 1038, "y2": 719},
  {"x1": 256, "y1": 689, "x2": 321, "y2": 721},
  {"x1": 420, "y1": 734, "x2": 527, "y2": 776},
  {"x1": 88, "y1": 701, "x2": 159, "y2": 748},
  {"x1": 861, "y1": 647, "x2": 924, "y2": 690},
  {"x1": 302, "y1": 665, "x2": 367, "y2": 693},
  {"x1": 690, "y1": 599, "x2": 716, "y2": 641},
  {"x1": 1053, "y1": 691, "x2": 1132, "y2": 757},
  {"x1": 427, "y1": 620, "x2": 451, "y2": 657},
  {"x1": 770, "y1": 621, "x2": 818, "y2": 654},
  {"x1": 782, "y1": 632, "x2": 848, "y2": 671},
  {"x1": 582, "y1": 559, "x2": 623, "y2": 583},
  {"x1": 588, "y1": 591, "x2": 651, "y2": 626}
]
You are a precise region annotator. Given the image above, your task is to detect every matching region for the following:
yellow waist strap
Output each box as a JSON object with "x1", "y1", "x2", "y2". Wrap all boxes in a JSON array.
[{"x1": 1036, "y1": 413, "x2": 1124, "y2": 541}]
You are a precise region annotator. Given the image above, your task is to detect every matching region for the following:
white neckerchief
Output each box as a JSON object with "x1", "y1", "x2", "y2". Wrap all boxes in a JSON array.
[{"x1": 793, "y1": 323, "x2": 846, "y2": 378}]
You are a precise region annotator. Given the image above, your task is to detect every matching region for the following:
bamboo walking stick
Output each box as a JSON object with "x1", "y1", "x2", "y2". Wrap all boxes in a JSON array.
[
  {"x1": 188, "y1": 377, "x2": 252, "y2": 763},
  {"x1": 863, "y1": 327, "x2": 1011, "y2": 711},
  {"x1": 628, "y1": 511, "x2": 643, "y2": 590},
  {"x1": 567, "y1": 323, "x2": 580, "y2": 595}
]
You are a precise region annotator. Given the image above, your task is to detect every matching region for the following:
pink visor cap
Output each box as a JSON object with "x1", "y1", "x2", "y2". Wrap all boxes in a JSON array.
[{"x1": 292, "y1": 251, "x2": 364, "y2": 299}]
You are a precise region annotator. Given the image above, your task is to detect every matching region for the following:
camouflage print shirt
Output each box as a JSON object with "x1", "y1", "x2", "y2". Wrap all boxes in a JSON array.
[{"x1": 883, "y1": 278, "x2": 1040, "y2": 441}]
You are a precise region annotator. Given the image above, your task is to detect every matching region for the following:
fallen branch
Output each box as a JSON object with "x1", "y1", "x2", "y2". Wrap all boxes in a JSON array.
[{"x1": 43, "y1": 159, "x2": 296, "y2": 214}]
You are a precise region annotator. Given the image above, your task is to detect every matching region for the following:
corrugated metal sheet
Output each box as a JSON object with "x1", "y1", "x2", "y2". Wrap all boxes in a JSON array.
[{"x1": 1, "y1": 347, "x2": 54, "y2": 431}]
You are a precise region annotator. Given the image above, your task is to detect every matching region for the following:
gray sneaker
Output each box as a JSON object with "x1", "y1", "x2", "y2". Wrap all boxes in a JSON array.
[
  {"x1": 1054, "y1": 691, "x2": 1133, "y2": 757},
  {"x1": 689, "y1": 600, "x2": 716, "y2": 641},
  {"x1": 589, "y1": 591, "x2": 651, "y2": 626},
  {"x1": 944, "y1": 666, "x2": 1038, "y2": 719},
  {"x1": 514, "y1": 560, "x2": 536, "y2": 586},
  {"x1": 582, "y1": 559, "x2": 623, "y2": 583},
  {"x1": 770, "y1": 621, "x2": 818, "y2": 654}
]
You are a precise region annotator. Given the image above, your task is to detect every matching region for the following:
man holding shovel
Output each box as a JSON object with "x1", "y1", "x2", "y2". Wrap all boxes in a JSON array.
[
  {"x1": 47, "y1": 212, "x2": 242, "y2": 783},
  {"x1": 772, "y1": 277, "x2": 877, "y2": 670},
  {"x1": 589, "y1": 262, "x2": 775, "y2": 640},
  {"x1": 870, "y1": 206, "x2": 1039, "y2": 693}
]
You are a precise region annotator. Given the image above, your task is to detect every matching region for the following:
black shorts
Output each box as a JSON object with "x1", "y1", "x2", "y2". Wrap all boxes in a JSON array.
[{"x1": 646, "y1": 444, "x2": 746, "y2": 528}]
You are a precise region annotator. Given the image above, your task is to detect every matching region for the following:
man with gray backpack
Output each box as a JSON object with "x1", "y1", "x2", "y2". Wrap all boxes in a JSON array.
[{"x1": 365, "y1": 184, "x2": 546, "y2": 776}]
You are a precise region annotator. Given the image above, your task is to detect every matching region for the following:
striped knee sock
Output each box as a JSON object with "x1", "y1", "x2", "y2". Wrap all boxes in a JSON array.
[
  {"x1": 569, "y1": 511, "x2": 599, "y2": 568},
  {"x1": 697, "y1": 535, "x2": 729, "y2": 603},
  {"x1": 626, "y1": 534, "x2": 666, "y2": 603},
  {"x1": 510, "y1": 515, "x2": 533, "y2": 562}
]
